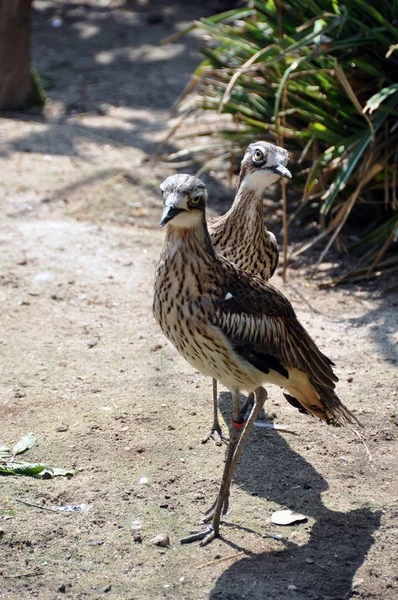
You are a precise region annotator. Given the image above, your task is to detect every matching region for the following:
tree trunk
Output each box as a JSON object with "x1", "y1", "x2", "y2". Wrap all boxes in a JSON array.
[{"x1": 0, "y1": 0, "x2": 33, "y2": 110}]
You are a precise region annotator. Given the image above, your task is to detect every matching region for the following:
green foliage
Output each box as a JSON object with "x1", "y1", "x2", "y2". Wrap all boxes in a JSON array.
[
  {"x1": 27, "y1": 67, "x2": 46, "y2": 107},
  {"x1": 0, "y1": 433, "x2": 75, "y2": 478},
  {"x1": 171, "y1": 0, "x2": 398, "y2": 281}
]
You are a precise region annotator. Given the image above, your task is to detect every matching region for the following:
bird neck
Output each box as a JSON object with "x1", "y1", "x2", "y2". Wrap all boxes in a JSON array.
[
  {"x1": 226, "y1": 185, "x2": 265, "y2": 230},
  {"x1": 163, "y1": 217, "x2": 218, "y2": 265}
]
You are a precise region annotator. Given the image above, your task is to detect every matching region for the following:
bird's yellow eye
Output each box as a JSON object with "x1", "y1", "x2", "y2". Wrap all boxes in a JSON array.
[
  {"x1": 253, "y1": 149, "x2": 264, "y2": 162},
  {"x1": 190, "y1": 194, "x2": 201, "y2": 206}
]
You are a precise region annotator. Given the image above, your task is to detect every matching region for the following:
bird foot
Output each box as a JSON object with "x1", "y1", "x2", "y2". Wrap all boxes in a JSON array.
[
  {"x1": 202, "y1": 496, "x2": 229, "y2": 523},
  {"x1": 180, "y1": 526, "x2": 217, "y2": 546},
  {"x1": 201, "y1": 426, "x2": 229, "y2": 446}
]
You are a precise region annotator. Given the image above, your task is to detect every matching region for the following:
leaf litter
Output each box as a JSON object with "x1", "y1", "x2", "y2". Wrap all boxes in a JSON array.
[{"x1": 0, "y1": 433, "x2": 75, "y2": 478}]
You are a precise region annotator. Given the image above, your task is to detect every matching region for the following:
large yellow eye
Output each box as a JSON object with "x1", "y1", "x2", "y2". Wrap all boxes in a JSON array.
[
  {"x1": 190, "y1": 194, "x2": 201, "y2": 206},
  {"x1": 253, "y1": 148, "x2": 264, "y2": 162}
]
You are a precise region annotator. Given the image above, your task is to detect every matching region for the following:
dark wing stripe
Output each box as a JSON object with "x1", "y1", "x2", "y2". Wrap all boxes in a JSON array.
[{"x1": 214, "y1": 264, "x2": 339, "y2": 388}]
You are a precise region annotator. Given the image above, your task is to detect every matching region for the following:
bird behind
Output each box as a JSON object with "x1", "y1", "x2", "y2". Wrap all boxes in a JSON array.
[{"x1": 209, "y1": 140, "x2": 291, "y2": 281}]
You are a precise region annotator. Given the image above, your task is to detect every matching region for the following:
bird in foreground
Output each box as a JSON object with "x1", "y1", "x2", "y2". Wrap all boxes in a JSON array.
[
  {"x1": 204, "y1": 141, "x2": 292, "y2": 444},
  {"x1": 153, "y1": 174, "x2": 357, "y2": 546}
]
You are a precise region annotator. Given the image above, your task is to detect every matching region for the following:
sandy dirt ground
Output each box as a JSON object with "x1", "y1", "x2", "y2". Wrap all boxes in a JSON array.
[{"x1": 1, "y1": 2, "x2": 397, "y2": 599}]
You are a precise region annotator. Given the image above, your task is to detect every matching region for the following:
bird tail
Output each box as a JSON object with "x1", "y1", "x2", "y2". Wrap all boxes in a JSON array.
[
  {"x1": 283, "y1": 382, "x2": 360, "y2": 427},
  {"x1": 314, "y1": 385, "x2": 361, "y2": 427}
]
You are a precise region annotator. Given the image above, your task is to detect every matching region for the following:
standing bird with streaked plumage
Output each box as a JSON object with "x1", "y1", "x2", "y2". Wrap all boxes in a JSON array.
[
  {"x1": 153, "y1": 174, "x2": 357, "y2": 546},
  {"x1": 204, "y1": 141, "x2": 291, "y2": 444}
]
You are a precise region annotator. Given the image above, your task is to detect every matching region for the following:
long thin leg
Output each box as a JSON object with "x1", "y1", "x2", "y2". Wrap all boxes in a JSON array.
[
  {"x1": 201, "y1": 379, "x2": 228, "y2": 446},
  {"x1": 240, "y1": 391, "x2": 255, "y2": 419},
  {"x1": 241, "y1": 389, "x2": 267, "y2": 421},
  {"x1": 225, "y1": 387, "x2": 267, "y2": 487},
  {"x1": 181, "y1": 387, "x2": 266, "y2": 546},
  {"x1": 203, "y1": 387, "x2": 267, "y2": 525}
]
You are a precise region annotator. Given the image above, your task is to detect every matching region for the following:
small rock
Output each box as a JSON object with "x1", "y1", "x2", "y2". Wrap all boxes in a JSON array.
[
  {"x1": 33, "y1": 271, "x2": 54, "y2": 284},
  {"x1": 58, "y1": 584, "x2": 66, "y2": 593},
  {"x1": 288, "y1": 585, "x2": 298, "y2": 591},
  {"x1": 133, "y1": 533, "x2": 142, "y2": 543},
  {"x1": 151, "y1": 344, "x2": 163, "y2": 352},
  {"x1": 305, "y1": 558, "x2": 314, "y2": 564},
  {"x1": 87, "y1": 338, "x2": 99, "y2": 348},
  {"x1": 151, "y1": 533, "x2": 170, "y2": 547},
  {"x1": 103, "y1": 584, "x2": 112, "y2": 593},
  {"x1": 56, "y1": 424, "x2": 69, "y2": 432},
  {"x1": 0, "y1": 528, "x2": 5, "y2": 538},
  {"x1": 97, "y1": 102, "x2": 111, "y2": 115}
]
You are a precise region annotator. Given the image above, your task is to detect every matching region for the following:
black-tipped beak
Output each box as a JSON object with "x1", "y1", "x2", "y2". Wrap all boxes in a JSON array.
[
  {"x1": 271, "y1": 164, "x2": 292, "y2": 179},
  {"x1": 160, "y1": 204, "x2": 183, "y2": 227}
]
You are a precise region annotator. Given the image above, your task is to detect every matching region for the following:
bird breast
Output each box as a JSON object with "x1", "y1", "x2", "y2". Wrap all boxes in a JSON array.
[{"x1": 153, "y1": 258, "x2": 262, "y2": 391}]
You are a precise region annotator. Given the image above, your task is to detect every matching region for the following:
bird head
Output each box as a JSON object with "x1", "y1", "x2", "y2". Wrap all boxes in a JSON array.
[
  {"x1": 159, "y1": 174, "x2": 207, "y2": 228},
  {"x1": 239, "y1": 141, "x2": 291, "y2": 192}
]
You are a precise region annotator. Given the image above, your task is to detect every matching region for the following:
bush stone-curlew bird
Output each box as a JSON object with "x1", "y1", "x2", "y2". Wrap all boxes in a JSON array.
[
  {"x1": 153, "y1": 174, "x2": 357, "y2": 546},
  {"x1": 205, "y1": 141, "x2": 292, "y2": 444}
]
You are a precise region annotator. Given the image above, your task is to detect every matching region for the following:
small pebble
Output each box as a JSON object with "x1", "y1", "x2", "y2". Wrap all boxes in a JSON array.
[
  {"x1": 56, "y1": 424, "x2": 69, "y2": 432},
  {"x1": 103, "y1": 584, "x2": 112, "y2": 593},
  {"x1": 288, "y1": 584, "x2": 298, "y2": 591},
  {"x1": 151, "y1": 533, "x2": 170, "y2": 547}
]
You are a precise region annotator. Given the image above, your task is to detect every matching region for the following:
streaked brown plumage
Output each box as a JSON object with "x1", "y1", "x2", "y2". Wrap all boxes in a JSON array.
[
  {"x1": 153, "y1": 174, "x2": 357, "y2": 545},
  {"x1": 209, "y1": 141, "x2": 290, "y2": 280},
  {"x1": 205, "y1": 141, "x2": 292, "y2": 444}
]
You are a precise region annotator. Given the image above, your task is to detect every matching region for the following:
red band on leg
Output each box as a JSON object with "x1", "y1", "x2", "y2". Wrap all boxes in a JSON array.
[{"x1": 231, "y1": 420, "x2": 245, "y2": 430}]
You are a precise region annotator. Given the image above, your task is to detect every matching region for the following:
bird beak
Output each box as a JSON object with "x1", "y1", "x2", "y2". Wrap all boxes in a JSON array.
[
  {"x1": 160, "y1": 204, "x2": 183, "y2": 227},
  {"x1": 271, "y1": 164, "x2": 292, "y2": 179}
]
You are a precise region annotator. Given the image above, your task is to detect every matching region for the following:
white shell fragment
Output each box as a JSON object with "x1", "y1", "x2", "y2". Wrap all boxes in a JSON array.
[{"x1": 271, "y1": 509, "x2": 307, "y2": 525}]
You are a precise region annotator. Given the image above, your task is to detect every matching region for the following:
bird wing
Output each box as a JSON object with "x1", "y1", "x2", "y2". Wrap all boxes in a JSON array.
[{"x1": 212, "y1": 263, "x2": 338, "y2": 390}]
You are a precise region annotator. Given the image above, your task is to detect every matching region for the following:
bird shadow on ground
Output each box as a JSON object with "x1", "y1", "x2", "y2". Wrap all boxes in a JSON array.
[{"x1": 211, "y1": 392, "x2": 381, "y2": 600}]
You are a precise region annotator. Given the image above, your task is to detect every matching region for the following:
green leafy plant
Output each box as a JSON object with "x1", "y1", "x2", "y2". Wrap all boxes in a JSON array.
[
  {"x1": 0, "y1": 433, "x2": 75, "y2": 478},
  {"x1": 165, "y1": 0, "x2": 398, "y2": 282}
]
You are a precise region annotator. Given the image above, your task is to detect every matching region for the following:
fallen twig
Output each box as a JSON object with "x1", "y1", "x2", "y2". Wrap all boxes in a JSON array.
[
  {"x1": 15, "y1": 499, "x2": 60, "y2": 513},
  {"x1": 349, "y1": 427, "x2": 373, "y2": 462},
  {"x1": 197, "y1": 552, "x2": 244, "y2": 569},
  {"x1": 2, "y1": 570, "x2": 44, "y2": 579}
]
